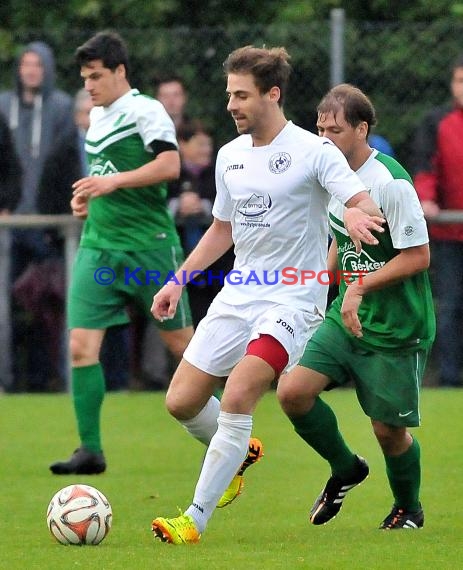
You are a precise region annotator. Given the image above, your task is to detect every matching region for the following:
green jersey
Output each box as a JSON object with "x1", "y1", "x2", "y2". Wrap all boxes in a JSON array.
[
  {"x1": 328, "y1": 150, "x2": 436, "y2": 351},
  {"x1": 81, "y1": 89, "x2": 180, "y2": 250}
]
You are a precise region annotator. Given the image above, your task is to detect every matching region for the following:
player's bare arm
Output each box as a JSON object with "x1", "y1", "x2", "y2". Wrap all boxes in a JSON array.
[
  {"x1": 344, "y1": 191, "x2": 385, "y2": 253},
  {"x1": 72, "y1": 149, "x2": 180, "y2": 198},
  {"x1": 151, "y1": 218, "x2": 233, "y2": 321},
  {"x1": 341, "y1": 243, "x2": 430, "y2": 337}
]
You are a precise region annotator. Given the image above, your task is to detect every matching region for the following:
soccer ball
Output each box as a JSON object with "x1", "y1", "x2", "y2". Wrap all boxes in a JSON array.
[{"x1": 46, "y1": 484, "x2": 112, "y2": 545}]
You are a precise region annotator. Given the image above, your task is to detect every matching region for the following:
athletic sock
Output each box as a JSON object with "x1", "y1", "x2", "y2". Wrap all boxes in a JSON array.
[
  {"x1": 290, "y1": 396, "x2": 357, "y2": 478},
  {"x1": 185, "y1": 411, "x2": 252, "y2": 533},
  {"x1": 180, "y1": 396, "x2": 220, "y2": 445},
  {"x1": 384, "y1": 437, "x2": 421, "y2": 512},
  {"x1": 72, "y1": 363, "x2": 105, "y2": 453}
]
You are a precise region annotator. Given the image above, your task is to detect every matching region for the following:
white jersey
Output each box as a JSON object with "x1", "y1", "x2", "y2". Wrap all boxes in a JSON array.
[
  {"x1": 212, "y1": 121, "x2": 365, "y2": 313},
  {"x1": 328, "y1": 149, "x2": 429, "y2": 251}
]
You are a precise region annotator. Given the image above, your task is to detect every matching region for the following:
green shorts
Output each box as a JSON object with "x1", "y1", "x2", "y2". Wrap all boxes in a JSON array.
[
  {"x1": 299, "y1": 319, "x2": 429, "y2": 427},
  {"x1": 67, "y1": 246, "x2": 192, "y2": 331}
]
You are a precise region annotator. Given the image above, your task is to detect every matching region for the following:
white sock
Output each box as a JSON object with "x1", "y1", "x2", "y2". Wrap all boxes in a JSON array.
[
  {"x1": 185, "y1": 411, "x2": 252, "y2": 533},
  {"x1": 180, "y1": 396, "x2": 220, "y2": 445}
]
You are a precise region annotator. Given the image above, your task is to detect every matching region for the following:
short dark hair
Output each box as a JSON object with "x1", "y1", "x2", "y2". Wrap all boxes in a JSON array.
[
  {"x1": 176, "y1": 119, "x2": 212, "y2": 143},
  {"x1": 317, "y1": 83, "x2": 377, "y2": 135},
  {"x1": 155, "y1": 74, "x2": 186, "y2": 89},
  {"x1": 223, "y1": 45, "x2": 291, "y2": 107},
  {"x1": 75, "y1": 31, "x2": 130, "y2": 77}
]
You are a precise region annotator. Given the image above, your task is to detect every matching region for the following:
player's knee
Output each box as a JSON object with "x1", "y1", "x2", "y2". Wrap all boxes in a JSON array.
[
  {"x1": 165, "y1": 384, "x2": 201, "y2": 420},
  {"x1": 277, "y1": 376, "x2": 317, "y2": 416},
  {"x1": 69, "y1": 337, "x2": 86, "y2": 365},
  {"x1": 69, "y1": 330, "x2": 99, "y2": 366},
  {"x1": 276, "y1": 380, "x2": 293, "y2": 411},
  {"x1": 372, "y1": 420, "x2": 408, "y2": 454},
  {"x1": 165, "y1": 391, "x2": 187, "y2": 419}
]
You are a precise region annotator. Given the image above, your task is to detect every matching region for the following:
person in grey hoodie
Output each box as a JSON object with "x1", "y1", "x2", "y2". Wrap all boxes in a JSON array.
[
  {"x1": 0, "y1": 41, "x2": 80, "y2": 392},
  {"x1": 0, "y1": 114, "x2": 22, "y2": 391}
]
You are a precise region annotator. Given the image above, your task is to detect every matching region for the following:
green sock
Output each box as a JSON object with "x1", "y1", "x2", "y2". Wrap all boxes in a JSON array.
[
  {"x1": 384, "y1": 437, "x2": 421, "y2": 512},
  {"x1": 290, "y1": 397, "x2": 357, "y2": 478},
  {"x1": 72, "y1": 364, "x2": 105, "y2": 453}
]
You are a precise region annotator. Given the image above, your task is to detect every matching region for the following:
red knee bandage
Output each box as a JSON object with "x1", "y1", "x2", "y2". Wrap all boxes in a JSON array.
[{"x1": 245, "y1": 334, "x2": 289, "y2": 376}]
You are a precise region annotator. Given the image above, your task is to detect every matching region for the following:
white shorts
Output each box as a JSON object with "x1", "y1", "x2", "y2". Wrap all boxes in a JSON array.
[{"x1": 183, "y1": 298, "x2": 323, "y2": 377}]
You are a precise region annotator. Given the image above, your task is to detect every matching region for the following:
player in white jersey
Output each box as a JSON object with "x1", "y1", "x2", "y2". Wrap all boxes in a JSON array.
[
  {"x1": 278, "y1": 84, "x2": 435, "y2": 530},
  {"x1": 150, "y1": 47, "x2": 385, "y2": 545},
  {"x1": 212, "y1": 120, "x2": 373, "y2": 313}
]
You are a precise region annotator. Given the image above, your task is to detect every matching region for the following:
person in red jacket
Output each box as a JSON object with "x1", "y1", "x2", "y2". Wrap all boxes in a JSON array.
[{"x1": 413, "y1": 54, "x2": 463, "y2": 387}]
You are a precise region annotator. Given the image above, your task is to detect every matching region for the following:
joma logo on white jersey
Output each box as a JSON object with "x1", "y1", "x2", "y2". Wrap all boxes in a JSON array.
[
  {"x1": 276, "y1": 318, "x2": 295, "y2": 337},
  {"x1": 226, "y1": 163, "x2": 244, "y2": 172}
]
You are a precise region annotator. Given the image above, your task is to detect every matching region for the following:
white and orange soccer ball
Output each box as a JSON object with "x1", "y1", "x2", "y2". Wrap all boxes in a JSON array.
[{"x1": 46, "y1": 484, "x2": 112, "y2": 545}]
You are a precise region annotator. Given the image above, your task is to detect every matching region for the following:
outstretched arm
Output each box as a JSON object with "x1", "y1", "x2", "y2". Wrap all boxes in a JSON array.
[{"x1": 151, "y1": 218, "x2": 233, "y2": 321}]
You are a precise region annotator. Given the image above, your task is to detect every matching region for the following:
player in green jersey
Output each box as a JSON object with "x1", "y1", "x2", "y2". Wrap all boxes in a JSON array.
[
  {"x1": 50, "y1": 31, "x2": 194, "y2": 475},
  {"x1": 277, "y1": 84, "x2": 435, "y2": 530}
]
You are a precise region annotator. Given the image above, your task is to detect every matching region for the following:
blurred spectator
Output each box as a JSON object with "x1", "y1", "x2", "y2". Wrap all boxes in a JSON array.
[
  {"x1": 368, "y1": 133, "x2": 395, "y2": 157},
  {"x1": 169, "y1": 120, "x2": 234, "y2": 327},
  {"x1": 73, "y1": 88, "x2": 130, "y2": 392},
  {"x1": 0, "y1": 114, "x2": 22, "y2": 391},
  {"x1": 74, "y1": 87, "x2": 93, "y2": 174},
  {"x1": 0, "y1": 114, "x2": 22, "y2": 212},
  {"x1": 155, "y1": 74, "x2": 190, "y2": 129},
  {"x1": 135, "y1": 74, "x2": 192, "y2": 390},
  {"x1": 0, "y1": 41, "x2": 79, "y2": 392},
  {"x1": 413, "y1": 54, "x2": 463, "y2": 387}
]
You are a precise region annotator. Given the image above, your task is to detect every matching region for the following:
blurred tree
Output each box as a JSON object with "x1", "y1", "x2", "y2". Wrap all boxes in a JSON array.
[
  {"x1": 0, "y1": 0, "x2": 462, "y2": 164},
  {"x1": 2, "y1": 0, "x2": 463, "y2": 33}
]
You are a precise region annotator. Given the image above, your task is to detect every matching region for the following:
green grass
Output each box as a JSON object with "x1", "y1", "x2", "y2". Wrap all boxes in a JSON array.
[{"x1": 1, "y1": 388, "x2": 462, "y2": 569}]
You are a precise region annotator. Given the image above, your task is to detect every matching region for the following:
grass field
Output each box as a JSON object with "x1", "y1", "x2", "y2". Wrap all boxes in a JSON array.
[{"x1": 2, "y1": 388, "x2": 462, "y2": 569}]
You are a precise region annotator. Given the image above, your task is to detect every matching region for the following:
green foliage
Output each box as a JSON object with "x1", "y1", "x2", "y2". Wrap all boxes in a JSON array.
[
  {"x1": 1, "y1": 389, "x2": 462, "y2": 569},
  {"x1": 1, "y1": 7, "x2": 462, "y2": 168},
  {"x1": 342, "y1": 18, "x2": 462, "y2": 164},
  {"x1": 0, "y1": 28, "x2": 16, "y2": 64},
  {"x1": 301, "y1": 0, "x2": 463, "y2": 20}
]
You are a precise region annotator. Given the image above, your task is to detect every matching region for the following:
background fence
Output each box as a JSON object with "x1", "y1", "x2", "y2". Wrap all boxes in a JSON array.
[
  {"x1": 1, "y1": 16, "x2": 462, "y2": 169},
  {"x1": 1, "y1": 15, "x2": 462, "y2": 390}
]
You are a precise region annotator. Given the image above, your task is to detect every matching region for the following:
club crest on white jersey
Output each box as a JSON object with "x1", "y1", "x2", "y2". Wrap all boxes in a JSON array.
[{"x1": 269, "y1": 152, "x2": 291, "y2": 174}]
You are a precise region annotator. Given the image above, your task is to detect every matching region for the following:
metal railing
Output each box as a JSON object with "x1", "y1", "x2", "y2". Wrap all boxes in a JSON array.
[
  {"x1": 426, "y1": 211, "x2": 463, "y2": 223},
  {"x1": 1, "y1": 209, "x2": 453, "y2": 268},
  {"x1": 0, "y1": 210, "x2": 460, "y2": 391},
  {"x1": 0, "y1": 215, "x2": 82, "y2": 284},
  {"x1": 0, "y1": 215, "x2": 81, "y2": 391}
]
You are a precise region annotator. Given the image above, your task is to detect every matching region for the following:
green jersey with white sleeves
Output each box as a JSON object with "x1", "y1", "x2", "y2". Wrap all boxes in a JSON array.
[
  {"x1": 81, "y1": 88, "x2": 180, "y2": 250},
  {"x1": 328, "y1": 150, "x2": 436, "y2": 351}
]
